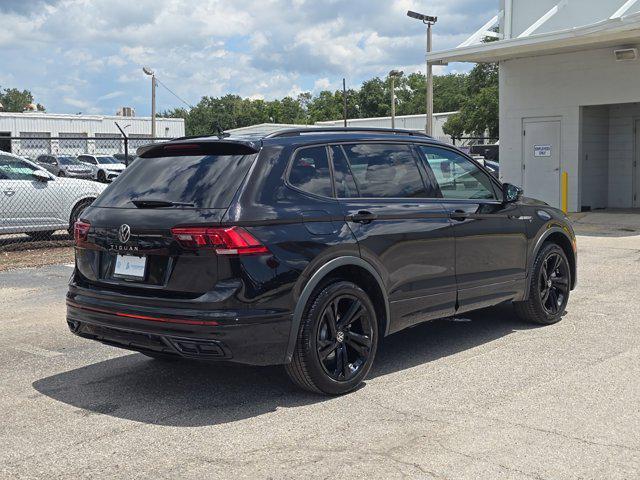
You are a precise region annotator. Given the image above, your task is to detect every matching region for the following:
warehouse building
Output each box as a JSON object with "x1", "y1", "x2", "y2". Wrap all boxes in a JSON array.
[
  {"x1": 0, "y1": 112, "x2": 185, "y2": 156},
  {"x1": 430, "y1": 0, "x2": 640, "y2": 211},
  {"x1": 316, "y1": 112, "x2": 457, "y2": 144}
]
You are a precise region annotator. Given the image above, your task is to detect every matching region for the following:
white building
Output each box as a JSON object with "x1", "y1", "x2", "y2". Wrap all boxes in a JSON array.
[
  {"x1": 226, "y1": 123, "x2": 318, "y2": 136},
  {"x1": 316, "y1": 112, "x2": 457, "y2": 144},
  {"x1": 0, "y1": 112, "x2": 185, "y2": 156},
  {"x1": 430, "y1": 0, "x2": 640, "y2": 211}
]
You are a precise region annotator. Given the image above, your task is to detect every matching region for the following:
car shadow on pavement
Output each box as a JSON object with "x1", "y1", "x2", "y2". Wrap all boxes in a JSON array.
[{"x1": 32, "y1": 303, "x2": 539, "y2": 427}]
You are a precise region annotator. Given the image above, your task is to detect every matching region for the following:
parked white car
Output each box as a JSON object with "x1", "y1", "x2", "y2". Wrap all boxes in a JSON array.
[
  {"x1": 0, "y1": 152, "x2": 107, "y2": 239},
  {"x1": 76, "y1": 154, "x2": 127, "y2": 183}
]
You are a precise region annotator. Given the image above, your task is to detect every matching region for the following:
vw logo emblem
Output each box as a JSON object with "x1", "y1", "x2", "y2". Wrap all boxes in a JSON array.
[
  {"x1": 336, "y1": 331, "x2": 345, "y2": 343},
  {"x1": 118, "y1": 224, "x2": 131, "y2": 244}
]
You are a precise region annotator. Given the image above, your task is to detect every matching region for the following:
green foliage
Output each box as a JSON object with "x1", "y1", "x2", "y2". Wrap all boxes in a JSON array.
[
  {"x1": 0, "y1": 87, "x2": 45, "y2": 112},
  {"x1": 162, "y1": 67, "x2": 498, "y2": 138},
  {"x1": 442, "y1": 62, "x2": 499, "y2": 140}
]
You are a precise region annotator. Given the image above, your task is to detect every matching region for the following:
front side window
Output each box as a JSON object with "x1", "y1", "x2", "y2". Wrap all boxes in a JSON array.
[
  {"x1": 341, "y1": 143, "x2": 427, "y2": 198},
  {"x1": 0, "y1": 155, "x2": 39, "y2": 180},
  {"x1": 419, "y1": 146, "x2": 497, "y2": 200},
  {"x1": 288, "y1": 146, "x2": 333, "y2": 197}
]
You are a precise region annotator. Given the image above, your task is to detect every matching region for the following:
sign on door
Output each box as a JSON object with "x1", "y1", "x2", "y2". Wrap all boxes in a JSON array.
[{"x1": 534, "y1": 145, "x2": 552, "y2": 157}]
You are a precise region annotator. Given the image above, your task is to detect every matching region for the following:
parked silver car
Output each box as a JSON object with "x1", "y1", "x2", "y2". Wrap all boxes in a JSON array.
[
  {"x1": 76, "y1": 154, "x2": 126, "y2": 183},
  {"x1": 35, "y1": 154, "x2": 94, "y2": 179},
  {"x1": 0, "y1": 152, "x2": 107, "y2": 239}
]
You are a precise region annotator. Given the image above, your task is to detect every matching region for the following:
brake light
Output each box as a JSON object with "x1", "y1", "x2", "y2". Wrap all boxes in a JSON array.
[
  {"x1": 171, "y1": 226, "x2": 269, "y2": 255},
  {"x1": 74, "y1": 220, "x2": 91, "y2": 244}
]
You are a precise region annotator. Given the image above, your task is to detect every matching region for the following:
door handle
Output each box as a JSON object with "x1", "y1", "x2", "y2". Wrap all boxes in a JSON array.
[
  {"x1": 449, "y1": 210, "x2": 470, "y2": 221},
  {"x1": 349, "y1": 210, "x2": 378, "y2": 224}
]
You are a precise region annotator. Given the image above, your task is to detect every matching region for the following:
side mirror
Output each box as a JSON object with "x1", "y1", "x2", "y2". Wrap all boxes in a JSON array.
[
  {"x1": 32, "y1": 170, "x2": 52, "y2": 182},
  {"x1": 502, "y1": 183, "x2": 523, "y2": 203}
]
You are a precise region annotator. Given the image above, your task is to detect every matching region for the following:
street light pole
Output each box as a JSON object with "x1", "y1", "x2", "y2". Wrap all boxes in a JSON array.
[
  {"x1": 389, "y1": 70, "x2": 403, "y2": 130},
  {"x1": 407, "y1": 11, "x2": 438, "y2": 136},
  {"x1": 143, "y1": 66, "x2": 156, "y2": 138},
  {"x1": 426, "y1": 21, "x2": 433, "y2": 136}
]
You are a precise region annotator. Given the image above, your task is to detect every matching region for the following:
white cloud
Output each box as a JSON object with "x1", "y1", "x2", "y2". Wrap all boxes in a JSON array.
[{"x1": 0, "y1": 0, "x2": 496, "y2": 114}]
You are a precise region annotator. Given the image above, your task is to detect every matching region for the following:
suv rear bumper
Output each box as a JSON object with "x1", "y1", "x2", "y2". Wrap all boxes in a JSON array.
[{"x1": 66, "y1": 289, "x2": 292, "y2": 366}]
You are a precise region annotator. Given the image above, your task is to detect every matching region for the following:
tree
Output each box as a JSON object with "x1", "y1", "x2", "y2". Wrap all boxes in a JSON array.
[
  {"x1": 442, "y1": 62, "x2": 499, "y2": 140},
  {"x1": 0, "y1": 87, "x2": 45, "y2": 112}
]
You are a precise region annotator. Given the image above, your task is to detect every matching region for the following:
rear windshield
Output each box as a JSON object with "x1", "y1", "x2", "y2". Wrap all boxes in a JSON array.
[{"x1": 93, "y1": 154, "x2": 256, "y2": 209}]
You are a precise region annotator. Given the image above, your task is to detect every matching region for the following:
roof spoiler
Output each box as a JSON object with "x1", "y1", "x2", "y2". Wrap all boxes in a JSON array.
[{"x1": 137, "y1": 139, "x2": 261, "y2": 158}]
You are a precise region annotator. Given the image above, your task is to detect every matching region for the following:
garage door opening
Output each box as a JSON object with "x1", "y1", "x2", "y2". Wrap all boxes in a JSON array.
[{"x1": 580, "y1": 103, "x2": 640, "y2": 210}]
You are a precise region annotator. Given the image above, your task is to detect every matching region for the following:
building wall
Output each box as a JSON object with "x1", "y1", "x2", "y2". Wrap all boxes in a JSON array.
[
  {"x1": 0, "y1": 113, "x2": 185, "y2": 138},
  {"x1": 500, "y1": 45, "x2": 640, "y2": 211},
  {"x1": 316, "y1": 112, "x2": 456, "y2": 144},
  {"x1": 503, "y1": 0, "x2": 640, "y2": 39},
  {"x1": 608, "y1": 103, "x2": 640, "y2": 207},
  {"x1": 580, "y1": 106, "x2": 609, "y2": 209}
]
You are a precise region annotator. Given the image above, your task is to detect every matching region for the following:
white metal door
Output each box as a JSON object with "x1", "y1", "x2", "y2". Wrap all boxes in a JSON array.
[{"x1": 523, "y1": 119, "x2": 561, "y2": 208}]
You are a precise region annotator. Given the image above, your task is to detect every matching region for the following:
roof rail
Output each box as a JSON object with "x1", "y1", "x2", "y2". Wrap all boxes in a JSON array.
[{"x1": 265, "y1": 127, "x2": 433, "y2": 138}]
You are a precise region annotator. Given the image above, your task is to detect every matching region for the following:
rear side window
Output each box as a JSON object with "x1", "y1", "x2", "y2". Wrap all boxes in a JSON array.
[
  {"x1": 288, "y1": 146, "x2": 333, "y2": 197},
  {"x1": 330, "y1": 145, "x2": 359, "y2": 198},
  {"x1": 341, "y1": 143, "x2": 427, "y2": 198},
  {"x1": 93, "y1": 154, "x2": 256, "y2": 209}
]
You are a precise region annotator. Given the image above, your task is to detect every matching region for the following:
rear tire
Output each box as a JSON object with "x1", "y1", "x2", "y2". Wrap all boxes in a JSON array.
[
  {"x1": 57, "y1": 171, "x2": 65, "y2": 177},
  {"x1": 97, "y1": 170, "x2": 107, "y2": 183},
  {"x1": 285, "y1": 281, "x2": 378, "y2": 395},
  {"x1": 514, "y1": 242, "x2": 571, "y2": 325},
  {"x1": 27, "y1": 230, "x2": 55, "y2": 241}
]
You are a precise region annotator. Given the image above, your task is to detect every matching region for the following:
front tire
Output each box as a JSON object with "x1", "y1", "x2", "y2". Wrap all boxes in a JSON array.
[
  {"x1": 514, "y1": 242, "x2": 571, "y2": 325},
  {"x1": 285, "y1": 281, "x2": 378, "y2": 395},
  {"x1": 97, "y1": 170, "x2": 107, "y2": 183}
]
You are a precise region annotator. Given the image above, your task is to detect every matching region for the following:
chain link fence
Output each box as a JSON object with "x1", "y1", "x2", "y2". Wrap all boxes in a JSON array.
[{"x1": 0, "y1": 136, "x2": 164, "y2": 252}]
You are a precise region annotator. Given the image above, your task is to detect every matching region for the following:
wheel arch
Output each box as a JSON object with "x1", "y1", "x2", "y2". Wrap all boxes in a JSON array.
[
  {"x1": 524, "y1": 227, "x2": 577, "y2": 300},
  {"x1": 284, "y1": 256, "x2": 390, "y2": 363}
]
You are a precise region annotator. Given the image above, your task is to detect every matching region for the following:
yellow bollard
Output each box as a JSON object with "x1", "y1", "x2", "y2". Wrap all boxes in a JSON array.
[{"x1": 561, "y1": 171, "x2": 569, "y2": 213}]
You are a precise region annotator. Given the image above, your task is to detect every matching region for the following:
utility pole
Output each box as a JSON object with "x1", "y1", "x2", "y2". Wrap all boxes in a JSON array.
[
  {"x1": 389, "y1": 70, "x2": 403, "y2": 130},
  {"x1": 407, "y1": 11, "x2": 438, "y2": 136},
  {"x1": 343, "y1": 78, "x2": 347, "y2": 127},
  {"x1": 143, "y1": 66, "x2": 156, "y2": 138}
]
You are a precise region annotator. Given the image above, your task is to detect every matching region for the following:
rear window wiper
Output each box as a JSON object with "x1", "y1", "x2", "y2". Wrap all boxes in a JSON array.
[{"x1": 131, "y1": 198, "x2": 195, "y2": 208}]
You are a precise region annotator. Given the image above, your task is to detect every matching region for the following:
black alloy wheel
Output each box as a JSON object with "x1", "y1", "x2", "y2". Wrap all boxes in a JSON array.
[
  {"x1": 286, "y1": 281, "x2": 378, "y2": 395},
  {"x1": 316, "y1": 294, "x2": 374, "y2": 381},
  {"x1": 514, "y1": 242, "x2": 571, "y2": 325},
  {"x1": 539, "y1": 251, "x2": 570, "y2": 316}
]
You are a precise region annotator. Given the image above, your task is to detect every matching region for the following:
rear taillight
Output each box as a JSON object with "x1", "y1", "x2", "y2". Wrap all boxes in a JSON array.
[
  {"x1": 170, "y1": 226, "x2": 269, "y2": 255},
  {"x1": 74, "y1": 220, "x2": 91, "y2": 244}
]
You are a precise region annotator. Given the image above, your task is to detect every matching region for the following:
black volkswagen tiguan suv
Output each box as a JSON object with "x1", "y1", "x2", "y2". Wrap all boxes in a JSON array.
[{"x1": 68, "y1": 128, "x2": 577, "y2": 395}]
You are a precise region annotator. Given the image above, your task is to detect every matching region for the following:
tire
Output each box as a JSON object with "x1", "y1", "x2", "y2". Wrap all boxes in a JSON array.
[
  {"x1": 57, "y1": 171, "x2": 65, "y2": 177},
  {"x1": 285, "y1": 281, "x2": 378, "y2": 395},
  {"x1": 68, "y1": 198, "x2": 94, "y2": 234},
  {"x1": 27, "y1": 230, "x2": 55, "y2": 241},
  {"x1": 514, "y1": 242, "x2": 571, "y2": 325},
  {"x1": 97, "y1": 170, "x2": 107, "y2": 183}
]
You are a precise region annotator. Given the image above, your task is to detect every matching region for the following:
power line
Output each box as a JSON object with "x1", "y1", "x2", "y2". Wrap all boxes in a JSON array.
[{"x1": 155, "y1": 76, "x2": 194, "y2": 109}]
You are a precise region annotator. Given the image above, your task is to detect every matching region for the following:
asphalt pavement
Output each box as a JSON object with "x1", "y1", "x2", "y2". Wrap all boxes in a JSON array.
[{"x1": 1, "y1": 231, "x2": 639, "y2": 479}]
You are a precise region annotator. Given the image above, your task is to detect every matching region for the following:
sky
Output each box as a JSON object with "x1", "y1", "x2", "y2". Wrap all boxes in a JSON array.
[{"x1": 0, "y1": 0, "x2": 497, "y2": 116}]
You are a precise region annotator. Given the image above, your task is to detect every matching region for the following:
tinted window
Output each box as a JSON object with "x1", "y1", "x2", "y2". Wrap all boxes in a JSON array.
[
  {"x1": 0, "y1": 155, "x2": 39, "y2": 180},
  {"x1": 93, "y1": 154, "x2": 256, "y2": 209},
  {"x1": 330, "y1": 145, "x2": 359, "y2": 198},
  {"x1": 342, "y1": 143, "x2": 427, "y2": 198},
  {"x1": 57, "y1": 156, "x2": 80, "y2": 165},
  {"x1": 288, "y1": 146, "x2": 333, "y2": 197},
  {"x1": 419, "y1": 146, "x2": 496, "y2": 200}
]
